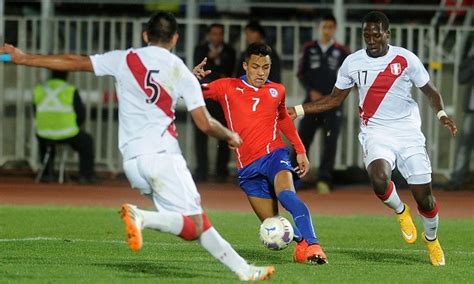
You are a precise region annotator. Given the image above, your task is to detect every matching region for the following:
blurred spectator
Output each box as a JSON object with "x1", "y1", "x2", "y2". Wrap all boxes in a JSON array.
[
  {"x1": 295, "y1": 14, "x2": 350, "y2": 194},
  {"x1": 193, "y1": 23, "x2": 236, "y2": 182},
  {"x1": 236, "y1": 20, "x2": 281, "y2": 83},
  {"x1": 447, "y1": 47, "x2": 474, "y2": 191},
  {"x1": 33, "y1": 70, "x2": 98, "y2": 184}
]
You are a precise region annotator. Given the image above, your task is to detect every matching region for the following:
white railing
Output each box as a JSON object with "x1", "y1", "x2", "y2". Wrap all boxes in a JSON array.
[{"x1": 0, "y1": 15, "x2": 471, "y2": 177}]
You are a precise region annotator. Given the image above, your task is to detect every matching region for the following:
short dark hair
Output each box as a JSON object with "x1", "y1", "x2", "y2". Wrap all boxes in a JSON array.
[
  {"x1": 51, "y1": 70, "x2": 68, "y2": 81},
  {"x1": 245, "y1": 20, "x2": 266, "y2": 38},
  {"x1": 362, "y1": 11, "x2": 390, "y2": 31},
  {"x1": 146, "y1": 11, "x2": 178, "y2": 44},
  {"x1": 321, "y1": 14, "x2": 337, "y2": 25},
  {"x1": 207, "y1": 23, "x2": 224, "y2": 33},
  {"x1": 244, "y1": 43, "x2": 272, "y2": 62}
]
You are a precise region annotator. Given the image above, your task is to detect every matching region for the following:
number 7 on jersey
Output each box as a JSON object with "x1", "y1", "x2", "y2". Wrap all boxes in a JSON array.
[{"x1": 252, "y1": 97, "x2": 260, "y2": 112}]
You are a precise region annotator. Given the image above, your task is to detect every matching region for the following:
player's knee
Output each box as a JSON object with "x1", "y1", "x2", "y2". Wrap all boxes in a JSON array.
[
  {"x1": 418, "y1": 195, "x2": 436, "y2": 212},
  {"x1": 179, "y1": 216, "x2": 200, "y2": 241},
  {"x1": 179, "y1": 214, "x2": 212, "y2": 241},
  {"x1": 370, "y1": 172, "x2": 390, "y2": 195}
]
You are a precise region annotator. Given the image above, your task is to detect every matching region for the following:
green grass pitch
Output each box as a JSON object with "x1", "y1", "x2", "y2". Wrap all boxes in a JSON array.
[{"x1": 0, "y1": 205, "x2": 473, "y2": 283}]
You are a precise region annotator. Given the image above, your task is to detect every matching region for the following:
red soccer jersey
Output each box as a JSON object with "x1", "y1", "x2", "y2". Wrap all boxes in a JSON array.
[{"x1": 202, "y1": 77, "x2": 305, "y2": 169}]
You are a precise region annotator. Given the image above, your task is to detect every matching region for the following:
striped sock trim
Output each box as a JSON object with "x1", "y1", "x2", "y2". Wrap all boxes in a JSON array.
[
  {"x1": 418, "y1": 202, "x2": 439, "y2": 218},
  {"x1": 376, "y1": 181, "x2": 394, "y2": 201}
]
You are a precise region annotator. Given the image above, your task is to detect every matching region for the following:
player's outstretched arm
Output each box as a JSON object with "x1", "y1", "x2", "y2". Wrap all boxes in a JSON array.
[
  {"x1": 287, "y1": 87, "x2": 351, "y2": 120},
  {"x1": 420, "y1": 81, "x2": 457, "y2": 136},
  {"x1": 192, "y1": 57, "x2": 212, "y2": 80},
  {"x1": 190, "y1": 106, "x2": 242, "y2": 148},
  {"x1": 0, "y1": 43, "x2": 93, "y2": 72}
]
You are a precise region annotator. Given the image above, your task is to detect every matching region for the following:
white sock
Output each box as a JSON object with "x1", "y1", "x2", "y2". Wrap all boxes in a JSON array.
[
  {"x1": 198, "y1": 227, "x2": 250, "y2": 275},
  {"x1": 421, "y1": 214, "x2": 439, "y2": 240},
  {"x1": 378, "y1": 181, "x2": 405, "y2": 213},
  {"x1": 138, "y1": 209, "x2": 184, "y2": 235}
]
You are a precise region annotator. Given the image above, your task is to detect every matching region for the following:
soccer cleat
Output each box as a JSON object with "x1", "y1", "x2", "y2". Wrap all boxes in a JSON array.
[
  {"x1": 293, "y1": 239, "x2": 308, "y2": 263},
  {"x1": 238, "y1": 265, "x2": 275, "y2": 281},
  {"x1": 120, "y1": 203, "x2": 144, "y2": 252},
  {"x1": 422, "y1": 232, "x2": 445, "y2": 266},
  {"x1": 396, "y1": 203, "x2": 417, "y2": 244},
  {"x1": 306, "y1": 244, "x2": 328, "y2": 265}
]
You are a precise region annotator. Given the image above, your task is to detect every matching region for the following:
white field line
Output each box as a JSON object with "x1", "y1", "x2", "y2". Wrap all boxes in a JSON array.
[{"x1": 0, "y1": 237, "x2": 473, "y2": 256}]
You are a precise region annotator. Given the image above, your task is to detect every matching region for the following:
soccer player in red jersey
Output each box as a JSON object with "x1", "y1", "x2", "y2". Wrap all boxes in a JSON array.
[{"x1": 194, "y1": 43, "x2": 327, "y2": 264}]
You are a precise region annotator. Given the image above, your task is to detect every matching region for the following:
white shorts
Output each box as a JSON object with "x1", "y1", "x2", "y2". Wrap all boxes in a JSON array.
[
  {"x1": 359, "y1": 129, "x2": 432, "y2": 185},
  {"x1": 123, "y1": 152, "x2": 203, "y2": 216}
]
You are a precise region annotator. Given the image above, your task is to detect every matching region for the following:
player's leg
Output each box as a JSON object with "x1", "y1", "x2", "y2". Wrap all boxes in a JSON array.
[
  {"x1": 238, "y1": 159, "x2": 308, "y2": 263},
  {"x1": 362, "y1": 132, "x2": 416, "y2": 244},
  {"x1": 123, "y1": 153, "x2": 275, "y2": 280},
  {"x1": 247, "y1": 196, "x2": 279, "y2": 221},
  {"x1": 398, "y1": 147, "x2": 444, "y2": 266},
  {"x1": 273, "y1": 170, "x2": 327, "y2": 264},
  {"x1": 266, "y1": 148, "x2": 326, "y2": 264}
]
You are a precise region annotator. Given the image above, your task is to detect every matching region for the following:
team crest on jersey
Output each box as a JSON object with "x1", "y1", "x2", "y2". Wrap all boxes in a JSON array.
[
  {"x1": 332, "y1": 49, "x2": 340, "y2": 58},
  {"x1": 390, "y1": 63, "x2": 402, "y2": 75},
  {"x1": 269, "y1": 88, "x2": 278, "y2": 98}
]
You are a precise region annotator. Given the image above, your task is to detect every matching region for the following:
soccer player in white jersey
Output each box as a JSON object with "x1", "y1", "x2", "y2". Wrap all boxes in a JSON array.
[
  {"x1": 0, "y1": 12, "x2": 275, "y2": 281},
  {"x1": 288, "y1": 11, "x2": 457, "y2": 266}
]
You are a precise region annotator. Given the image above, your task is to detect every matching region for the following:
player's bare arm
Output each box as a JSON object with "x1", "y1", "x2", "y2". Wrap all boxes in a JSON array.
[
  {"x1": 419, "y1": 82, "x2": 457, "y2": 136},
  {"x1": 192, "y1": 57, "x2": 212, "y2": 80},
  {"x1": 287, "y1": 87, "x2": 351, "y2": 120},
  {"x1": 0, "y1": 44, "x2": 93, "y2": 72},
  {"x1": 190, "y1": 106, "x2": 242, "y2": 148}
]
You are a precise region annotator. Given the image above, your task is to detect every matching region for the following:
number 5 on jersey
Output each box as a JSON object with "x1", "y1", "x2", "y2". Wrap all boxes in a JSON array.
[
  {"x1": 252, "y1": 97, "x2": 260, "y2": 112},
  {"x1": 145, "y1": 70, "x2": 160, "y2": 104}
]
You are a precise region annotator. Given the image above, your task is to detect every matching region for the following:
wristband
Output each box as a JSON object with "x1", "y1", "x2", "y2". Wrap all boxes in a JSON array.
[
  {"x1": 0, "y1": 54, "x2": 12, "y2": 62},
  {"x1": 436, "y1": 110, "x2": 447, "y2": 120},
  {"x1": 294, "y1": 104, "x2": 305, "y2": 117}
]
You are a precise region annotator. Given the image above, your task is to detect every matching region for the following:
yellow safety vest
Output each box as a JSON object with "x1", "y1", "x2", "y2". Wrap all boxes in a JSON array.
[{"x1": 33, "y1": 79, "x2": 79, "y2": 140}]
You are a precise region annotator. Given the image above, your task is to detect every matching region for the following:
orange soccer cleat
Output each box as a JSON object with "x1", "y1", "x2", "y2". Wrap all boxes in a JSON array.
[
  {"x1": 120, "y1": 203, "x2": 144, "y2": 252},
  {"x1": 306, "y1": 244, "x2": 328, "y2": 265},
  {"x1": 293, "y1": 239, "x2": 308, "y2": 263}
]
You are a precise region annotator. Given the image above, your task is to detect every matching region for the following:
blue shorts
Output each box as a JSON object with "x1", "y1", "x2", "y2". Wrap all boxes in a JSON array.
[{"x1": 238, "y1": 148, "x2": 300, "y2": 199}]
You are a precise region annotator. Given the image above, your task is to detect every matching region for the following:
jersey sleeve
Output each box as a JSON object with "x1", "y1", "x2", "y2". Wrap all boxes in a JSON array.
[
  {"x1": 89, "y1": 50, "x2": 126, "y2": 77},
  {"x1": 405, "y1": 51, "x2": 430, "y2": 88},
  {"x1": 177, "y1": 64, "x2": 206, "y2": 112},
  {"x1": 277, "y1": 88, "x2": 306, "y2": 154},
  {"x1": 201, "y1": 79, "x2": 226, "y2": 101},
  {"x1": 335, "y1": 57, "x2": 355, "y2": 90}
]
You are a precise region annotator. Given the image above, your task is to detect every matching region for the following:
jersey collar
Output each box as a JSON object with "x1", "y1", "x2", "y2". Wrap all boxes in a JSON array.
[{"x1": 240, "y1": 75, "x2": 271, "y2": 91}]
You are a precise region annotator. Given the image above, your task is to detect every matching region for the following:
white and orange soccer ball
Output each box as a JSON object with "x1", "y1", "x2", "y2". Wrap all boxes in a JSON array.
[{"x1": 259, "y1": 216, "x2": 294, "y2": 250}]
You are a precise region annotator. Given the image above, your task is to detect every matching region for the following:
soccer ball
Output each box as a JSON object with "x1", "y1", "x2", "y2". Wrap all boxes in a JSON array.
[{"x1": 259, "y1": 216, "x2": 294, "y2": 250}]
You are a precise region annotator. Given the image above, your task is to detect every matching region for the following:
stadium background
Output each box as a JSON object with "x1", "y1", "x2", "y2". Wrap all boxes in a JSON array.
[
  {"x1": 0, "y1": 1, "x2": 473, "y2": 282},
  {"x1": 0, "y1": 0, "x2": 472, "y2": 183}
]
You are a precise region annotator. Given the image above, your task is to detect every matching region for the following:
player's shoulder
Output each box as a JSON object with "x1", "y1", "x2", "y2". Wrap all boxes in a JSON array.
[
  {"x1": 345, "y1": 49, "x2": 365, "y2": 62},
  {"x1": 389, "y1": 45, "x2": 421, "y2": 65},
  {"x1": 265, "y1": 81, "x2": 286, "y2": 93},
  {"x1": 208, "y1": 77, "x2": 238, "y2": 88},
  {"x1": 390, "y1": 45, "x2": 418, "y2": 58}
]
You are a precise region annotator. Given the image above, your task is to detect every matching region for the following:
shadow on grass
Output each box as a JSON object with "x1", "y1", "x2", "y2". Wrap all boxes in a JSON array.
[
  {"x1": 336, "y1": 248, "x2": 426, "y2": 265},
  {"x1": 95, "y1": 261, "x2": 229, "y2": 280}
]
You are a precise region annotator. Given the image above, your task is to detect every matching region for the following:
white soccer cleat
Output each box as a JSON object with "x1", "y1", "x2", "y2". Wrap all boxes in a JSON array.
[
  {"x1": 120, "y1": 203, "x2": 144, "y2": 252},
  {"x1": 237, "y1": 265, "x2": 275, "y2": 281}
]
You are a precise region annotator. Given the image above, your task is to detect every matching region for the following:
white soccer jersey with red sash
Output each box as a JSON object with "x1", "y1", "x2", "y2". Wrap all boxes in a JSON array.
[
  {"x1": 90, "y1": 46, "x2": 205, "y2": 160},
  {"x1": 335, "y1": 45, "x2": 429, "y2": 132}
]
